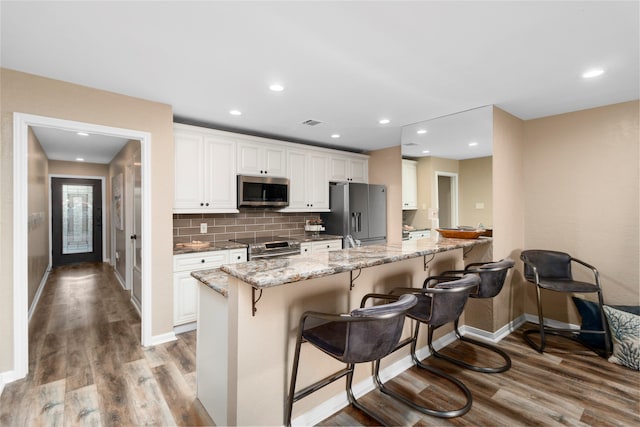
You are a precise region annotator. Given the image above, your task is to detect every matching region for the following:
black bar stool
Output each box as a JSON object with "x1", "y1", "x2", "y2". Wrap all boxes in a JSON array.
[
  {"x1": 433, "y1": 258, "x2": 515, "y2": 373},
  {"x1": 365, "y1": 274, "x2": 480, "y2": 418},
  {"x1": 284, "y1": 293, "x2": 417, "y2": 427},
  {"x1": 520, "y1": 249, "x2": 611, "y2": 357}
]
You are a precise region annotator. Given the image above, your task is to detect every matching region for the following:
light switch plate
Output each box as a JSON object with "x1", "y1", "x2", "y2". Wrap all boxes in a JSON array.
[{"x1": 200, "y1": 223, "x2": 207, "y2": 233}]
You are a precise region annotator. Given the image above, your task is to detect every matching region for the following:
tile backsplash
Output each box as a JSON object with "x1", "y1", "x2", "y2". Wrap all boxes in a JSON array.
[{"x1": 173, "y1": 209, "x2": 322, "y2": 244}]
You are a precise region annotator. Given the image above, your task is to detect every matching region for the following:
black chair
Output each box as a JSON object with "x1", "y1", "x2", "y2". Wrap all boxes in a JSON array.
[
  {"x1": 520, "y1": 249, "x2": 611, "y2": 357},
  {"x1": 433, "y1": 258, "x2": 515, "y2": 373},
  {"x1": 285, "y1": 293, "x2": 418, "y2": 427},
  {"x1": 364, "y1": 274, "x2": 480, "y2": 418}
]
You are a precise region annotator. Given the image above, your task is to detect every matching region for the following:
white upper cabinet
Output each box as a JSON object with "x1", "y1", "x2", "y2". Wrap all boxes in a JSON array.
[
  {"x1": 174, "y1": 124, "x2": 238, "y2": 213},
  {"x1": 329, "y1": 154, "x2": 368, "y2": 183},
  {"x1": 402, "y1": 159, "x2": 418, "y2": 210},
  {"x1": 237, "y1": 140, "x2": 287, "y2": 177},
  {"x1": 285, "y1": 149, "x2": 329, "y2": 211},
  {"x1": 174, "y1": 123, "x2": 369, "y2": 213}
]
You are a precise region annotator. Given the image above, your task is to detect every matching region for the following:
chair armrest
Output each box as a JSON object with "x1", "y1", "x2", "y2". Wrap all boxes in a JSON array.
[
  {"x1": 360, "y1": 293, "x2": 400, "y2": 308},
  {"x1": 520, "y1": 258, "x2": 541, "y2": 284},
  {"x1": 570, "y1": 257, "x2": 601, "y2": 287},
  {"x1": 423, "y1": 275, "x2": 461, "y2": 288}
]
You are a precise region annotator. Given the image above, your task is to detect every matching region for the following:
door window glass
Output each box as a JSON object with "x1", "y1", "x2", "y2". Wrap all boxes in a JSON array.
[{"x1": 62, "y1": 184, "x2": 93, "y2": 254}]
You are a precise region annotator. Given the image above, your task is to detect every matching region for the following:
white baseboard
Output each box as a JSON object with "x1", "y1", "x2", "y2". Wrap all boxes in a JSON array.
[
  {"x1": 130, "y1": 294, "x2": 141, "y2": 316},
  {"x1": 0, "y1": 368, "x2": 24, "y2": 398},
  {"x1": 28, "y1": 265, "x2": 51, "y2": 322},
  {"x1": 174, "y1": 322, "x2": 197, "y2": 335},
  {"x1": 113, "y1": 267, "x2": 127, "y2": 290},
  {"x1": 149, "y1": 331, "x2": 177, "y2": 347}
]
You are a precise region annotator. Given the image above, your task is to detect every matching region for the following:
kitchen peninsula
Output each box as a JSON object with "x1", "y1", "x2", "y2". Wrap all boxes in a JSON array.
[{"x1": 193, "y1": 237, "x2": 492, "y2": 426}]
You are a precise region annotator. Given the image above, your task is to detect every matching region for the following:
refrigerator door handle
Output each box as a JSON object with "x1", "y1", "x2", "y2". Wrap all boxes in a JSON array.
[
  {"x1": 357, "y1": 212, "x2": 362, "y2": 232},
  {"x1": 351, "y1": 212, "x2": 357, "y2": 230}
]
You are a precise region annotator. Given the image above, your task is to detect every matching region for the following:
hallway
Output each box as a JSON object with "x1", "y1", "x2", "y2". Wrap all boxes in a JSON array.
[{"x1": 0, "y1": 262, "x2": 212, "y2": 426}]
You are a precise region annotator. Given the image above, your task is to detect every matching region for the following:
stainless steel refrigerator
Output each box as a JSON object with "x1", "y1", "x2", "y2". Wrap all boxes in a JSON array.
[{"x1": 321, "y1": 182, "x2": 387, "y2": 247}]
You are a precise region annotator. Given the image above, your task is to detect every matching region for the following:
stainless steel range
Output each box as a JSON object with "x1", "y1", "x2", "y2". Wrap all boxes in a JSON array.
[{"x1": 230, "y1": 236, "x2": 301, "y2": 260}]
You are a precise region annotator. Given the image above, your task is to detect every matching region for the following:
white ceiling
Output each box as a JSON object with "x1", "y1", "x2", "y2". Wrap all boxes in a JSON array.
[{"x1": 2, "y1": 1, "x2": 638, "y2": 162}]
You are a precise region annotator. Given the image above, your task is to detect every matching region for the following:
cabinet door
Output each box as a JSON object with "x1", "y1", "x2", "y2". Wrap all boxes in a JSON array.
[
  {"x1": 264, "y1": 146, "x2": 287, "y2": 177},
  {"x1": 174, "y1": 132, "x2": 206, "y2": 209},
  {"x1": 329, "y1": 155, "x2": 349, "y2": 182},
  {"x1": 174, "y1": 271, "x2": 198, "y2": 325},
  {"x1": 349, "y1": 158, "x2": 368, "y2": 183},
  {"x1": 287, "y1": 150, "x2": 308, "y2": 209},
  {"x1": 402, "y1": 159, "x2": 418, "y2": 210},
  {"x1": 205, "y1": 136, "x2": 236, "y2": 209},
  {"x1": 308, "y1": 153, "x2": 329, "y2": 209},
  {"x1": 237, "y1": 142, "x2": 262, "y2": 175}
]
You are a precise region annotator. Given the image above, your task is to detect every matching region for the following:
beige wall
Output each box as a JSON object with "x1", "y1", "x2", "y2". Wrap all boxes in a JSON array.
[
  {"x1": 1, "y1": 68, "x2": 174, "y2": 373},
  {"x1": 368, "y1": 145, "x2": 402, "y2": 243},
  {"x1": 491, "y1": 107, "x2": 527, "y2": 331},
  {"x1": 27, "y1": 129, "x2": 50, "y2": 308},
  {"x1": 523, "y1": 101, "x2": 639, "y2": 319},
  {"x1": 48, "y1": 160, "x2": 111, "y2": 260},
  {"x1": 459, "y1": 156, "x2": 493, "y2": 228}
]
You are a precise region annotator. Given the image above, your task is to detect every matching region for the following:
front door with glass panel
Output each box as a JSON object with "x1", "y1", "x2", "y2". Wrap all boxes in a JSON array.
[{"x1": 51, "y1": 178, "x2": 103, "y2": 266}]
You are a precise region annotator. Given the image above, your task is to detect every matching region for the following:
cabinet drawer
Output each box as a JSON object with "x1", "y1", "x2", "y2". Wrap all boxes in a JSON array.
[
  {"x1": 229, "y1": 248, "x2": 247, "y2": 263},
  {"x1": 311, "y1": 240, "x2": 342, "y2": 252},
  {"x1": 173, "y1": 251, "x2": 229, "y2": 272}
]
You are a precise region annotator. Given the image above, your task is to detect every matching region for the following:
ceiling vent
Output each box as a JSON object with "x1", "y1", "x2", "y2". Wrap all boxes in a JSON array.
[{"x1": 302, "y1": 119, "x2": 322, "y2": 126}]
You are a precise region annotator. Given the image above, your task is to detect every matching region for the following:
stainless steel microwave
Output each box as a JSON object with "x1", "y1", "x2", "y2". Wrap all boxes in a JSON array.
[{"x1": 237, "y1": 175, "x2": 289, "y2": 207}]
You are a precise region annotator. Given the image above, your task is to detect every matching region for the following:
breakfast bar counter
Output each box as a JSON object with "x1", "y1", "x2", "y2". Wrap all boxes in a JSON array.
[{"x1": 194, "y1": 237, "x2": 491, "y2": 426}]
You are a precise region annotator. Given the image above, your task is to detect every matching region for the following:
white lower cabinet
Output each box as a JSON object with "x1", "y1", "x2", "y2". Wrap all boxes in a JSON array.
[
  {"x1": 173, "y1": 249, "x2": 246, "y2": 327},
  {"x1": 300, "y1": 239, "x2": 342, "y2": 255}
]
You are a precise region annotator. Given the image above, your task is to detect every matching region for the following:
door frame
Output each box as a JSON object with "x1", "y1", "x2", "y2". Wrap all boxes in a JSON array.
[
  {"x1": 12, "y1": 112, "x2": 153, "y2": 380},
  {"x1": 49, "y1": 175, "x2": 107, "y2": 267},
  {"x1": 434, "y1": 171, "x2": 459, "y2": 227}
]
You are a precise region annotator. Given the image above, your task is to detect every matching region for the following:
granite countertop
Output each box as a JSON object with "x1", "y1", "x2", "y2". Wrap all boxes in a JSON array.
[
  {"x1": 173, "y1": 241, "x2": 247, "y2": 255},
  {"x1": 193, "y1": 237, "x2": 491, "y2": 295}
]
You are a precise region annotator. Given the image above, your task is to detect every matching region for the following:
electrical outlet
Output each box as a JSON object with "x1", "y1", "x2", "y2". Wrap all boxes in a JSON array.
[{"x1": 200, "y1": 223, "x2": 207, "y2": 233}]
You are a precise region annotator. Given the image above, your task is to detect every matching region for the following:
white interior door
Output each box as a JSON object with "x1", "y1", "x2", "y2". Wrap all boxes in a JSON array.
[{"x1": 131, "y1": 147, "x2": 142, "y2": 308}]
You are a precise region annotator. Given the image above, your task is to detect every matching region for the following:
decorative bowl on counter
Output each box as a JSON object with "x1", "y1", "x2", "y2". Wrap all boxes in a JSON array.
[{"x1": 437, "y1": 228, "x2": 484, "y2": 239}]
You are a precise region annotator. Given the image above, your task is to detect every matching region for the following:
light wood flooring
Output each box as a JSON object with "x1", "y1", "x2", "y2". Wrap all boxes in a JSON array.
[
  {"x1": 1, "y1": 262, "x2": 638, "y2": 426},
  {"x1": 0, "y1": 262, "x2": 212, "y2": 427}
]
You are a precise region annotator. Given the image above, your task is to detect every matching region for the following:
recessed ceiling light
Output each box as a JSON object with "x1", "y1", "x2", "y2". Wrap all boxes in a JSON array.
[
  {"x1": 422, "y1": 150, "x2": 430, "y2": 154},
  {"x1": 331, "y1": 134, "x2": 341, "y2": 139},
  {"x1": 269, "y1": 84, "x2": 284, "y2": 92},
  {"x1": 469, "y1": 142, "x2": 478, "y2": 147},
  {"x1": 379, "y1": 119, "x2": 390, "y2": 125},
  {"x1": 229, "y1": 109, "x2": 242, "y2": 116},
  {"x1": 75, "y1": 157, "x2": 85, "y2": 162},
  {"x1": 417, "y1": 129, "x2": 427, "y2": 134},
  {"x1": 76, "y1": 132, "x2": 89, "y2": 136},
  {"x1": 582, "y1": 68, "x2": 605, "y2": 79}
]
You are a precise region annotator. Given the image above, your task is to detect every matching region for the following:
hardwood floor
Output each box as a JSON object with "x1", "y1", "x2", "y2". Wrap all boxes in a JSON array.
[
  {"x1": 0, "y1": 262, "x2": 212, "y2": 427},
  {"x1": 320, "y1": 328, "x2": 640, "y2": 426},
  {"x1": 1, "y1": 262, "x2": 638, "y2": 426}
]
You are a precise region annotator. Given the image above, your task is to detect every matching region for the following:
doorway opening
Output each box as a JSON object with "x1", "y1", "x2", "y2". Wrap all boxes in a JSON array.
[
  {"x1": 12, "y1": 112, "x2": 153, "y2": 381},
  {"x1": 435, "y1": 171, "x2": 459, "y2": 228},
  {"x1": 51, "y1": 177, "x2": 103, "y2": 266}
]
